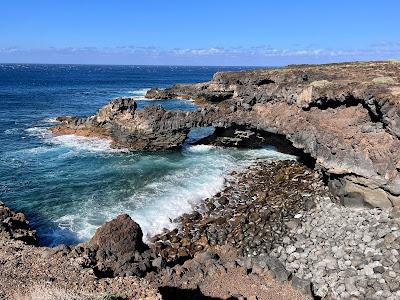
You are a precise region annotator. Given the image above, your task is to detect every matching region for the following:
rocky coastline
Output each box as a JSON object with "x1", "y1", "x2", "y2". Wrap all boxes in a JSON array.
[
  {"x1": 2, "y1": 61, "x2": 400, "y2": 299},
  {"x1": 52, "y1": 61, "x2": 400, "y2": 210},
  {"x1": 2, "y1": 158, "x2": 400, "y2": 299},
  {"x1": 1, "y1": 160, "x2": 320, "y2": 300}
]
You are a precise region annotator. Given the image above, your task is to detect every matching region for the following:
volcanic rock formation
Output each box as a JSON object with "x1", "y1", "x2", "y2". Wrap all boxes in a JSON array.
[
  {"x1": 0, "y1": 200, "x2": 37, "y2": 245},
  {"x1": 52, "y1": 61, "x2": 400, "y2": 209}
]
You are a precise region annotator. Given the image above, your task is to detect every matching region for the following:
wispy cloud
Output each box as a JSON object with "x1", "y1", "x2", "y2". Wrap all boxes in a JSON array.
[{"x1": 1, "y1": 43, "x2": 399, "y2": 65}]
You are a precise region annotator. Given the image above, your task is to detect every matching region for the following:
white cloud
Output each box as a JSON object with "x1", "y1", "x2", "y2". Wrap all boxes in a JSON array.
[{"x1": 1, "y1": 43, "x2": 399, "y2": 65}]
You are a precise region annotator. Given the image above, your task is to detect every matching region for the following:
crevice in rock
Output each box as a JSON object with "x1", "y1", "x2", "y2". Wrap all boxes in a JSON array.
[
  {"x1": 158, "y1": 286, "x2": 223, "y2": 300},
  {"x1": 304, "y1": 94, "x2": 385, "y2": 127},
  {"x1": 193, "y1": 124, "x2": 316, "y2": 170},
  {"x1": 256, "y1": 78, "x2": 275, "y2": 86}
]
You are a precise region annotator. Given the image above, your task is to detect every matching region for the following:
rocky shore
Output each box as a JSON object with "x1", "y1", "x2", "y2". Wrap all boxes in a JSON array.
[
  {"x1": 2, "y1": 61, "x2": 400, "y2": 299},
  {"x1": 1, "y1": 160, "x2": 318, "y2": 300},
  {"x1": 2, "y1": 159, "x2": 400, "y2": 299}
]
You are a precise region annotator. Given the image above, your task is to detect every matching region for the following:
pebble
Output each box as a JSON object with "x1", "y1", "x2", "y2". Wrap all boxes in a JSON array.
[{"x1": 270, "y1": 197, "x2": 400, "y2": 299}]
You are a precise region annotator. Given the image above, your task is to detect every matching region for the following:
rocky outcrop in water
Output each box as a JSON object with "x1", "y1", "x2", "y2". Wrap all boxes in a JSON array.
[
  {"x1": 145, "y1": 61, "x2": 400, "y2": 210},
  {"x1": 51, "y1": 97, "x2": 192, "y2": 151},
  {"x1": 0, "y1": 200, "x2": 37, "y2": 245},
  {"x1": 52, "y1": 61, "x2": 400, "y2": 209}
]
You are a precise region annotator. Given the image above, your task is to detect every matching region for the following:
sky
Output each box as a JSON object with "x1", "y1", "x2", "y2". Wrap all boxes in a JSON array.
[{"x1": 0, "y1": 0, "x2": 399, "y2": 66}]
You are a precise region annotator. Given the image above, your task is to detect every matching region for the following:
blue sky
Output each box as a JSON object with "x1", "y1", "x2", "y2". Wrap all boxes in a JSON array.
[{"x1": 0, "y1": 0, "x2": 399, "y2": 66}]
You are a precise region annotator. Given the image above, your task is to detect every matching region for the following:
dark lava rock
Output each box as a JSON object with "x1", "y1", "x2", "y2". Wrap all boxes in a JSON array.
[
  {"x1": 0, "y1": 201, "x2": 37, "y2": 245},
  {"x1": 290, "y1": 275, "x2": 313, "y2": 298},
  {"x1": 90, "y1": 214, "x2": 145, "y2": 254},
  {"x1": 265, "y1": 256, "x2": 291, "y2": 282},
  {"x1": 88, "y1": 214, "x2": 151, "y2": 277}
]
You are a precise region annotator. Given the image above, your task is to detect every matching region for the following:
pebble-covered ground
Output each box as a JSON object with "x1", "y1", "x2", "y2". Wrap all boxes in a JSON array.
[
  {"x1": 271, "y1": 197, "x2": 400, "y2": 299},
  {"x1": 3, "y1": 158, "x2": 400, "y2": 299},
  {"x1": 151, "y1": 159, "x2": 400, "y2": 299},
  {"x1": 150, "y1": 160, "x2": 328, "y2": 262}
]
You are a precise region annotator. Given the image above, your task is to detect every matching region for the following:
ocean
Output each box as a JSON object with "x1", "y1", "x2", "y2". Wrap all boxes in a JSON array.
[{"x1": 0, "y1": 64, "x2": 294, "y2": 246}]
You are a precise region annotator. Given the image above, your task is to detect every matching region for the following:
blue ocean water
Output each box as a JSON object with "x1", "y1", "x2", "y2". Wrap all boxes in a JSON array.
[{"x1": 0, "y1": 64, "x2": 295, "y2": 246}]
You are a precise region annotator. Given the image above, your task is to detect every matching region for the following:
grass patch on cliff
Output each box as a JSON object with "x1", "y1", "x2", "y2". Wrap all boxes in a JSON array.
[
  {"x1": 309, "y1": 80, "x2": 331, "y2": 88},
  {"x1": 15, "y1": 286, "x2": 83, "y2": 300},
  {"x1": 91, "y1": 293, "x2": 127, "y2": 300},
  {"x1": 372, "y1": 76, "x2": 396, "y2": 84}
]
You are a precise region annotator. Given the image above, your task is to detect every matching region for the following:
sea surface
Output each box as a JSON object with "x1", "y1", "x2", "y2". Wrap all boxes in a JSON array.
[{"x1": 0, "y1": 64, "x2": 294, "y2": 246}]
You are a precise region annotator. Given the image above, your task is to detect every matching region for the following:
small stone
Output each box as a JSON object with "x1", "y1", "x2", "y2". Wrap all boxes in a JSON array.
[
  {"x1": 364, "y1": 265, "x2": 374, "y2": 276},
  {"x1": 230, "y1": 294, "x2": 245, "y2": 300},
  {"x1": 265, "y1": 256, "x2": 291, "y2": 282},
  {"x1": 363, "y1": 234, "x2": 373, "y2": 243},
  {"x1": 152, "y1": 256, "x2": 166, "y2": 269},
  {"x1": 373, "y1": 266, "x2": 385, "y2": 274},
  {"x1": 286, "y1": 245, "x2": 296, "y2": 254},
  {"x1": 290, "y1": 275, "x2": 313, "y2": 297}
]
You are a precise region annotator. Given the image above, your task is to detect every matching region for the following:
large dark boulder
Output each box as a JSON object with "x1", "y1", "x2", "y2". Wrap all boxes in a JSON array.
[
  {"x1": 88, "y1": 214, "x2": 151, "y2": 277},
  {"x1": 90, "y1": 214, "x2": 145, "y2": 254}
]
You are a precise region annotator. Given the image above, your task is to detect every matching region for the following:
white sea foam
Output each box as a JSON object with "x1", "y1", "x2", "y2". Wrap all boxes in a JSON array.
[
  {"x1": 41, "y1": 117, "x2": 59, "y2": 124},
  {"x1": 127, "y1": 88, "x2": 149, "y2": 95},
  {"x1": 245, "y1": 147, "x2": 297, "y2": 161},
  {"x1": 53, "y1": 162, "x2": 229, "y2": 242},
  {"x1": 49, "y1": 134, "x2": 124, "y2": 153},
  {"x1": 4, "y1": 128, "x2": 20, "y2": 135},
  {"x1": 25, "y1": 125, "x2": 128, "y2": 154},
  {"x1": 48, "y1": 146, "x2": 296, "y2": 243},
  {"x1": 25, "y1": 126, "x2": 49, "y2": 135},
  {"x1": 184, "y1": 144, "x2": 216, "y2": 153}
]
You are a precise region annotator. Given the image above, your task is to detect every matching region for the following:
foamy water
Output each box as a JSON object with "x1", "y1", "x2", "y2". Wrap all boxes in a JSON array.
[
  {"x1": 19, "y1": 125, "x2": 296, "y2": 244},
  {"x1": 0, "y1": 65, "x2": 276, "y2": 247}
]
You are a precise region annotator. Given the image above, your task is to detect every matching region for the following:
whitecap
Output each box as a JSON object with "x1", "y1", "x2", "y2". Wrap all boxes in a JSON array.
[
  {"x1": 127, "y1": 88, "x2": 150, "y2": 96},
  {"x1": 25, "y1": 126, "x2": 52, "y2": 138},
  {"x1": 48, "y1": 134, "x2": 125, "y2": 153},
  {"x1": 4, "y1": 128, "x2": 20, "y2": 135},
  {"x1": 184, "y1": 144, "x2": 216, "y2": 153}
]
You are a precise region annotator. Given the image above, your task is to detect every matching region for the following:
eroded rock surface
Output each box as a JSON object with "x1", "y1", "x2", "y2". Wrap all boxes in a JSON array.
[{"x1": 51, "y1": 97, "x2": 192, "y2": 151}]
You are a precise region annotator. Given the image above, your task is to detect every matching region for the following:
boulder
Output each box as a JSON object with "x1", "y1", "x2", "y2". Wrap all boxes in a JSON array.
[{"x1": 88, "y1": 214, "x2": 150, "y2": 277}]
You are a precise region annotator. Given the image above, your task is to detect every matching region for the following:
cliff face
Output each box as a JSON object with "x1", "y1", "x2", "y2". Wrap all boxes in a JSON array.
[{"x1": 52, "y1": 61, "x2": 400, "y2": 209}]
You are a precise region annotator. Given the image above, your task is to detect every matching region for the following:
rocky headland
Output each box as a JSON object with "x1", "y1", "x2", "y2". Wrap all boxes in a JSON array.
[
  {"x1": 52, "y1": 61, "x2": 400, "y2": 210},
  {"x1": 2, "y1": 61, "x2": 400, "y2": 299}
]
